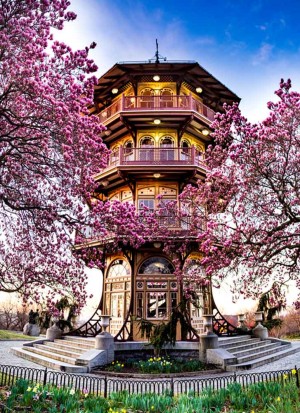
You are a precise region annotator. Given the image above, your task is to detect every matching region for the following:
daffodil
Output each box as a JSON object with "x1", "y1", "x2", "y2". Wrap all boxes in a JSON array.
[
  {"x1": 291, "y1": 368, "x2": 297, "y2": 375},
  {"x1": 276, "y1": 396, "x2": 280, "y2": 402}
]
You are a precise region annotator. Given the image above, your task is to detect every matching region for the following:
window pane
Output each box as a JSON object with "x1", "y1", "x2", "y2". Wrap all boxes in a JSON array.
[
  {"x1": 157, "y1": 293, "x2": 167, "y2": 318},
  {"x1": 147, "y1": 292, "x2": 157, "y2": 318},
  {"x1": 139, "y1": 257, "x2": 174, "y2": 274},
  {"x1": 137, "y1": 292, "x2": 143, "y2": 318}
]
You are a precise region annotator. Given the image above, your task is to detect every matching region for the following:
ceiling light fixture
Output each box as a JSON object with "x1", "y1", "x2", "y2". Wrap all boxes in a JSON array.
[
  {"x1": 112, "y1": 88, "x2": 118, "y2": 94},
  {"x1": 202, "y1": 129, "x2": 210, "y2": 136},
  {"x1": 153, "y1": 173, "x2": 161, "y2": 178},
  {"x1": 153, "y1": 119, "x2": 161, "y2": 125},
  {"x1": 196, "y1": 87, "x2": 203, "y2": 93},
  {"x1": 153, "y1": 75, "x2": 160, "y2": 81}
]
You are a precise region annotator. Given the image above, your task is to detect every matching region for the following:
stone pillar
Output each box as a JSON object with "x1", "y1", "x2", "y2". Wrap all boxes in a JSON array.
[
  {"x1": 46, "y1": 323, "x2": 62, "y2": 340},
  {"x1": 253, "y1": 323, "x2": 268, "y2": 339},
  {"x1": 253, "y1": 311, "x2": 268, "y2": 339},
  {"x1": 95, "y1": 332, "x2": 115, "y2": 364},
  {"x1": 199, "y1": 331, "x2": 219, "y2": 363}
]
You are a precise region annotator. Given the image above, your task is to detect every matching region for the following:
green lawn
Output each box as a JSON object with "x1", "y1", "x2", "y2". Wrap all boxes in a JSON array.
[{"x1": 0, "y1": 329, "x2": 35, "y2": 340}]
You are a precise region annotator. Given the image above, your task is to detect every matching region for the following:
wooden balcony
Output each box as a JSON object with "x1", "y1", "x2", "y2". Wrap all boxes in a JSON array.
[
  {"x1": 99, "y1": 94, "x2": 215, "y2": 124},
  {"x1": 100, "y1": 146, "x2": 206, "y2": 172},
  {"x1": 75, "y1": 214, "x2": 201, "y2": 248}
]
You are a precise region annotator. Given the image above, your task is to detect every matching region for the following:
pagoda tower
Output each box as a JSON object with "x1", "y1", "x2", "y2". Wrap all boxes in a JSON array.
[{"x1": 73, "y1": 53, "x2": 240, "y2": 340}]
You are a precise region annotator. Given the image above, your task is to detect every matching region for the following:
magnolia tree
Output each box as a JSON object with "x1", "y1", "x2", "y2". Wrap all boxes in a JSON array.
[
  {"x1": 178, "y1": 79, "x2": 300, "y2": 308},
  {"x1": 0, "y1": 0, "x2": 108, "y2": 311}
]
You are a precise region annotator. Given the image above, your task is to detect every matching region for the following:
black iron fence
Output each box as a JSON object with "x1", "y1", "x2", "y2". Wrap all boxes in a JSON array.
[{"x1": 0, "y1": 364, "x2": 299, "y2": 398}]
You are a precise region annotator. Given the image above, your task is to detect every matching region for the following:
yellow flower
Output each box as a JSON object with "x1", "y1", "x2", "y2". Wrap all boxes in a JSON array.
[
  {"x1": 151, "y1": 406, "x2": 155, "y2": 410},
  {"x1": 27, "y1": 386, "x2": 32, "y2": 392},
  {"x1": 283, "y1": 373, "x2": 288, "y2": 380},
  {"x1": 69, "y1": 388, "x2": 75, "y2": 395},
  {"x1": 276, "y1": 396, "x2": 280, "y2": 402},
  {"x1": 291, "y1": 369, "x2": 297, "y2": 375}
]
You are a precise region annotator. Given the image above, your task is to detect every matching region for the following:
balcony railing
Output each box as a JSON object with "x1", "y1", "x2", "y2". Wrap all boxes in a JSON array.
[
  {"x1": 103, "y1": 146, "x2": 206, "y2": 171},
  {"x1": 99, "y1": 94, "x2": 215, "y2": 123},
  {"x1": 76, "y1": 213, "x2": 202, "y2": 245}
]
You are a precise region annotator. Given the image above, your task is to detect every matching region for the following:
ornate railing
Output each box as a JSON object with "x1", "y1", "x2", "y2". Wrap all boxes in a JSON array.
[
  {"x1": 99, "y1": 94, "x2": 215, "y2": 123},
  {"x1": 75, "y1": 213, "x2": 202, "y2": 246},
  {"x1": 101, "y1": 146, "x2": 206, "y2": 172},
  {"x1": 1, "y1": 364, "x2": 299, "y2": 397}
]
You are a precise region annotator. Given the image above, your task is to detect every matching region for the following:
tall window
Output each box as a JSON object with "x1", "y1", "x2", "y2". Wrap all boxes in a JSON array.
[
  {"x1": 140, "y1": 136, "x2": 154, "y2": 161},
  {"x1": 104, "y1": 259, "x2": 131, "y2": 336},
  {"x1": 160, "y1": 88, "x2": 173, "y2": 108},
  {"x1": 124, "y1": 140, "x2": 133, "y2": 161},
  {"x1": 180, "y1": 140, "x2": 191, "y2": 160},
  {"x1": 160, "y1": 136, "x2": 174, "y2": 161},
  {"x1": 136, "y1": 257, "x2": 177, "y2": 320},
  {"x1": 140, "y1": 88, "x2": 155, "y2": 108}
]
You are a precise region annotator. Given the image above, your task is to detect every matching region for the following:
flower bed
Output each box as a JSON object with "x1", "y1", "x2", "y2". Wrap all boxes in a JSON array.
[
  {"x1": 1, "y1": 372, "x2": 300, "y2": 412},
  {"x1": 99, "y1": 356, "x2": 218, "y2": 376}
]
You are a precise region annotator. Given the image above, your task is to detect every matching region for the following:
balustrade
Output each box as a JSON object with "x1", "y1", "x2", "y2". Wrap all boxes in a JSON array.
[
  {"x1": 99, "y1": 94, "x2": 215, "y2": 123},
  {"x1": 104, "y1": 146, "x2": 206, "y2": 170}
]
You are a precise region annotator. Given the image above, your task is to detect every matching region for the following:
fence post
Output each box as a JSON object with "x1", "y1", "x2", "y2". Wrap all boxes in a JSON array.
[
  {"x1": 295, "y1": 365, "x2": 300, "y2": 389},
  {"x1": 233, "y1": 372, "x2": 237, "y2": 383},
  {"x1": 170, "y1": 377, "x2": 174, "y2": 397},
  {"x1": 43, "y1": 368, "x2": 47, "y2": 386},
  {"x1": 104, "y1": 376, "x2": 108, "y2": 399}
]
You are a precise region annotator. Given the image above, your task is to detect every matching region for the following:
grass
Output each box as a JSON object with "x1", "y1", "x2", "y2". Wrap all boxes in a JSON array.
[
  {"x1": 0, "y1": 372, "x2": 299, "y2": 412},
  {"x1": 0, "y1": 329, "x2": 35, "y2": 340}
]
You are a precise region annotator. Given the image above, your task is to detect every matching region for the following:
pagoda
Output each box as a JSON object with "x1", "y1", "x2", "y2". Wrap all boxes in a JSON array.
[{"x1": 73, "y1": 48, "x2": 240, "y2": 340}]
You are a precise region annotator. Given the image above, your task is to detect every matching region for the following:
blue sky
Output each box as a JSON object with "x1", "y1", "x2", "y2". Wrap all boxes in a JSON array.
[
  {"x1": 55, "y1": 0, "x2": 300, "y2": 314},
  {"x1": 57, "y1": 0, "x2": 300, "y2": 123}
]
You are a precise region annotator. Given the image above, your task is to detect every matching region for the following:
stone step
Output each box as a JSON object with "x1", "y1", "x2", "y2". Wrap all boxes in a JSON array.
[
  {"x1": 232, "y1": 342, "x2": 281, "y2": 358},
  {"x1": 62, "y1": 336, "x2": 96, "y2": 345},
  {"x1": 33, "y1": 343, "x2": 82, "y2": 359},
  {"x1": 54, "y1": 339, "x2": 95, "y2": 350},
  {"x1": 11, "y1": 347, "x2": 88, "y2": 373},
  {"x1": 46, "y1": 341, "x2": 92, "y2": 353},
  {"x1": 226, "y1": 345, "x2": 299, "y2": 371},
  {"x1": 21, "y1": 346, "x2": 79, "y2": 365},
  {"x1": 236, "y1": 343, "x2": 290, "y2": 364},
  {"x1": 218, "y1": 335, "x2": 252, "y2": 345},
  {"x1": 220, "y1": 338, "x2": 266, "y2": 353}
]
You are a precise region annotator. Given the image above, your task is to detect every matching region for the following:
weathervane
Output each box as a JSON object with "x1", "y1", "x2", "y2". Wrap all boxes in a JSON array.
[{"x1": 149, "y1": 39, "x2": 167, "y2": 63}]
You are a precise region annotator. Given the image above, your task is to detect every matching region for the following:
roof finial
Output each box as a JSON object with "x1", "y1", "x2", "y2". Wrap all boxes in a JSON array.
[
  {"x1": 149, "y1": 39, "x2": 167, "y2": 63},
  {"x1": 155, "y1": 39, "x2": 159, "y2": 63}
]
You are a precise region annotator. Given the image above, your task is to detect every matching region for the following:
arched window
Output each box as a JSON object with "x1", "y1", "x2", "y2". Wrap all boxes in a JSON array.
[
  {"x1": 140, "y1": 136, "x2": 154, "y2": 161},
  {"x1": 180, "y1": 139, "x2": 191, "y2": 160},
  {"x1": 136, "y1": 257, "x2": 177, "y2": 319},
  {"x1": 195, "y1": 145, "x2": 204, "y2": 166},
  {"x1": 139, "y1": 257, "x2": 174, "y2": 274},
  {"x1": 104, "y1": 259, "x2": 131, "y2": 336},
  {"x1": 160, "y1": 136, "x2": 174, "y2": 161},
  {"x1": 124, "y1": 140, "x2": 134, "y2": 161},
  {"x1": 140, "y1": 88, "x2": 155, "y2": 108},
  {"x1": 160, "y1": 88, "x2": 173, "y2": 108}
]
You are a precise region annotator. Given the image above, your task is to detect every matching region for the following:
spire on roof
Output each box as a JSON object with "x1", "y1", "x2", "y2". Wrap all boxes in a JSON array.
[{"x1": 149, "y1": 39, "x2": 167, "y2": 63}]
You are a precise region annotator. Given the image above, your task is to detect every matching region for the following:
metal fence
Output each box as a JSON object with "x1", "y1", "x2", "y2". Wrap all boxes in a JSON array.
[{"x1": 0, "y1": 364, "x2": 299, "y2": 398}]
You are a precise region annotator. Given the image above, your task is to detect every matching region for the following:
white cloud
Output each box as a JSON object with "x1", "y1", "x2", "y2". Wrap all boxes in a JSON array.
[{"x1": 252, "y1": 42, "x2": 274, "y2": 65}]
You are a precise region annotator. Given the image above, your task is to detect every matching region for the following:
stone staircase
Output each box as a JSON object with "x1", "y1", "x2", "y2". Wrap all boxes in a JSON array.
[
  {"x1": 218, "y1": 335, "x2": 299, "y2": 371},
  {"x1": 12, "y1": 337, "x2": 96, "y2": 373},
  {"x1": 11, "y1": 334, "x2": 298, "y2": 373}
]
